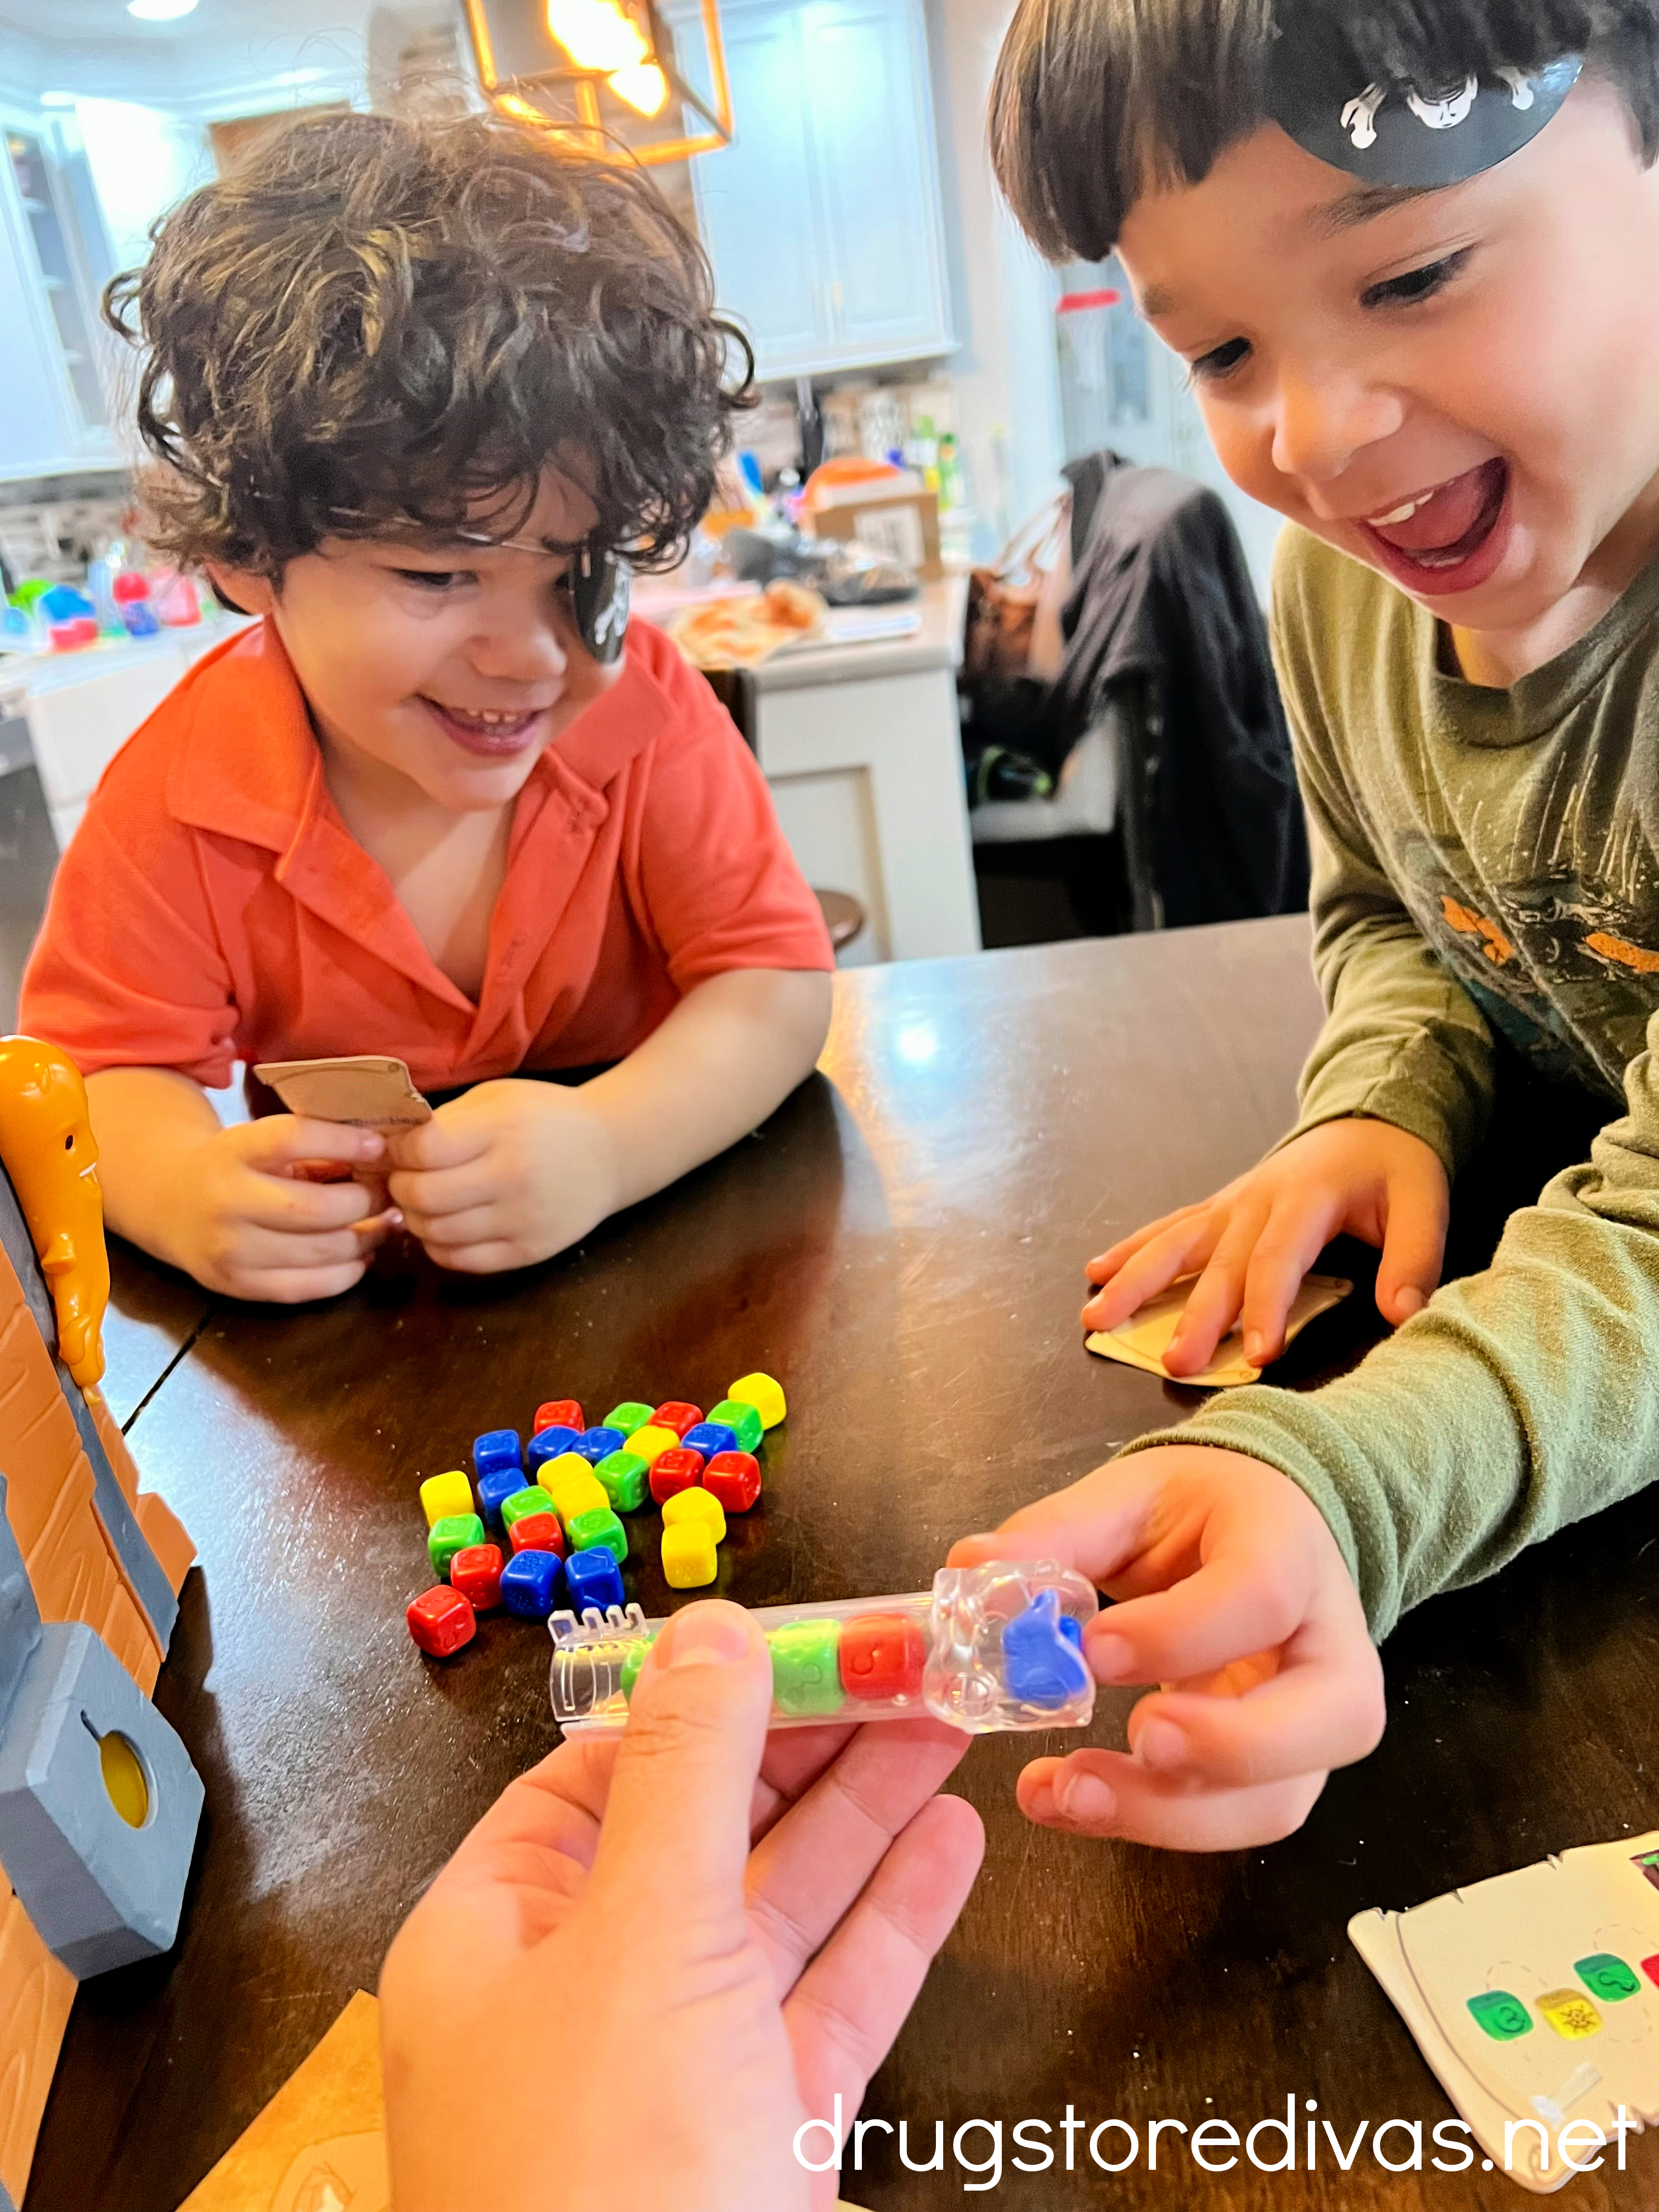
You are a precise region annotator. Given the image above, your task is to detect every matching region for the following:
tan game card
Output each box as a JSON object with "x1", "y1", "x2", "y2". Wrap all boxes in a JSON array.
[
  {"x1": 176, "y1": 1989, "x2": 387, "y2": 2211},
  {"x1": 253, "y1": 1056, "x2": 433, "y2": 1131},
  {"x1": 1351, "y1": 1833, "x2": 1659, "y2": 2192},
  {"x1": 1085, "y1": 1272, "x2": 1352, "y2": 1387}
]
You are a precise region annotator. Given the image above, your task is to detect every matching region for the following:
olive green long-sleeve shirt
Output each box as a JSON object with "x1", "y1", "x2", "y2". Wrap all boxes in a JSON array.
[{"x1": 1122, "y1": 526, "x2": 1659, "y2": 1639}]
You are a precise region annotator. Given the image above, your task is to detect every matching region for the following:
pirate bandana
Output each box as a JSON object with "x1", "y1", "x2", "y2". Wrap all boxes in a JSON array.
[{"x1": 1266, "y1": 3, "x2": 1582, "y2": 187}]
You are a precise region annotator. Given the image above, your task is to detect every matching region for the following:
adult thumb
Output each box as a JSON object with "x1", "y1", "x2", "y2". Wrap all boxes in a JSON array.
[
  {"x1": 1375, "y1": 1169, "x2": 1448, "y2": 1326},
  {"x1": 583, "y1": 1601, "x2": 773, "y2": 1941}
]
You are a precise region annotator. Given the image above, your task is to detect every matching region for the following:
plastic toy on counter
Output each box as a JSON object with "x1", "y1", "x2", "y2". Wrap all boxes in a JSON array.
[{"x1": 547, "y1": 1560, "x2": 1099, "y2": 1735}]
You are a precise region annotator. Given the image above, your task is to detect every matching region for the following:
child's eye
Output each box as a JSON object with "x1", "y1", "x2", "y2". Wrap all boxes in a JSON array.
[
  {"x1": 1190, "y1": 337, "x2": 1251, "y2": 384},
  {"x1": 393, "y1": 568, "x2": 467, "y2": 590},
  {"x1": 1361, "y1": 250, "x2": 1470, "y2": 312}
]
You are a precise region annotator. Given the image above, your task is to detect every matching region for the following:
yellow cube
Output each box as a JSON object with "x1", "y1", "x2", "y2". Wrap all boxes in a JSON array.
[
  {"x1": 727, "y1": 1372, "x2": 786, "y2": 1430},
  {"x1": 420, "y1": 1470, "x2": 475, "y2": 1527},
  {"x1": 662, "y1": 1486, "x2": 726, "y2": 1544},
  {"x1": 545, "y1": 1460, "x2": 608, "y2": 1528},
  {"x1": 662, "y1": 1521, "x2": 718, "y2": 1588},
  {"x1": 629, "y1": 1424, "x2": 680, "y2": 1465}
]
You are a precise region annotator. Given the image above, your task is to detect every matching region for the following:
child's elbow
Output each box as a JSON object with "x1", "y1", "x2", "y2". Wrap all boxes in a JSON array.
[{"x1": 788, "y1": 967, "x2": 835, "y2": 1068}]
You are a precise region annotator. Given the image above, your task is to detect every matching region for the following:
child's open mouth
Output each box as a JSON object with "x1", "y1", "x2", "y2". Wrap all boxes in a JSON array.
[
  {"x1": 420, "y1": 697, "x2": 547, "y2": 758},
  {"x1": 1356, "y1": 458, "x2": 1511, "y2": 596}
]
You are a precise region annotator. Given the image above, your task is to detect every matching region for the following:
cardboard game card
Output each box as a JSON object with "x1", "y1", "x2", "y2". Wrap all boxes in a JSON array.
[
  {"x1": 253, "y1": 1056, "x2": 433, "y2": 1131},
  {"x1": 1351, "y1": 1833, "x2": 1659, "y2": 2192},
  {"x1": 1085, "y1": 1272, "x2": 1351, "y2": 1387}
]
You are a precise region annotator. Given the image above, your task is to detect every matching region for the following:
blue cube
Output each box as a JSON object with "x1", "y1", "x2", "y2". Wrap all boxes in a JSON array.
[
  {"x1": 572, "y1": 1426, "x2": 626, "y2": 1466},
  {"x1": 566, "y1": 1547, "x2": 625, "y2": 1615},
  {"x1": 473, "y1": 1429, "x2": 523, "y2": 1479},
  {"x1": 527, "y1": 1425, "x2": 583, "y2": 1471},
  {"x1": 478, "y1": 1465, "x2": 528, "y2": 1537},
  {"x1": 681, "y1": 1421, "x2": 738, "y2": 1463},
  {"x1": 500, "y1": 1549, "x2": 565, "y2": 1619}
]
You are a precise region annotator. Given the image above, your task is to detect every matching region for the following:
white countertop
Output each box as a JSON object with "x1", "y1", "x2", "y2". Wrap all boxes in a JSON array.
[{"x1": 750, "y1": 575, "x2": 967, "y2": 692}]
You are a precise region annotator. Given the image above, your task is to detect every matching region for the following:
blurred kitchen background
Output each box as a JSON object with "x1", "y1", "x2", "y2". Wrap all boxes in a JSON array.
[{"x1": 0, "y1": 0, "x2": 1296, "y2": 1019}]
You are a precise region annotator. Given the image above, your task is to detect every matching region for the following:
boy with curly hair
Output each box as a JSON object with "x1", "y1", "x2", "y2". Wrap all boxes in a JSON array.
[
  {"x1": 954, "y1": 0, "x2": 1659, "y2": 1850},
  {"x1": 21, "y1": 109, "x2": 833, "y2": 1301}
]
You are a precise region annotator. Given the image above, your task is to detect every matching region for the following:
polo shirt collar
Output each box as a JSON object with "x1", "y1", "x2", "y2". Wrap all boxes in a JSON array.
[{"x1": 162, "y1": 617, "x2": 676, "y2": 1023}]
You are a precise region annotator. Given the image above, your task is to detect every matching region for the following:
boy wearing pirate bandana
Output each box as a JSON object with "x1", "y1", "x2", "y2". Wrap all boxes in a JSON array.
[
  {"x1": 20, "y1": 109, "x2": 833, "y2": 1301},
  {"x1": 950, "y1": 1, "x2": 1659, "y2": 1850}
]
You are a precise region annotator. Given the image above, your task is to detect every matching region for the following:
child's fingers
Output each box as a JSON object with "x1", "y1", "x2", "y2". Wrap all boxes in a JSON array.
[
  {"x1": 231, "y1": 1222, "x2": 386, "y2": 1272},
  {"x1": 225, "y1": 1259, "x2": 368, "y2": 1304},
  {"x1": 1126, "y1": 1644, "x2": 1385, "y2": 1790},
  {"x1": 1079, "y1": 1210, "x2": 1221, "y2": 1330},
  {"x1": 240, "y1": 1116, "x2": 386, "y2": 1171},
  {"x1": 1084, "y1": 1201, "x2": 1207, "y2": 1285},
  {"x1": 1081, "y1": 1544, "x2": 1316, "y2": 1686},
  {"x1": 386, "y1": 1160, "x2": 496, "y2": 1221},
  {"x1": 1016, "y1": 1748, "x2": 1328, "y2": 1852},
  {"x1": 1236, "y1": 1195, "x2": 1344, "y2": 1365},
  {"x1": 385, "y1": 1105, "x2": 496, "y2": 1175},
  {"x1": 1375, "y1": 1164, "x2": 1449, "y2": 1325},
  {"x1": 236, "y1": 1172, "x2": 386, "y2": 1234},
  {"x1": 1160, "y1": 1215, "x2": 1266, "y2": 1371},
  {"x1": 417, "y1": 1237, "x2": 522, "y2": 1275}
]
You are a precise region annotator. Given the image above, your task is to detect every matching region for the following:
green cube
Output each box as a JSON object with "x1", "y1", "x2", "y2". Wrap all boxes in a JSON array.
[
  {"x1": 429, "y1": 1513, "x2": 484, "y2": 1579},
  {"x1": 500, "y1": 1485, "x2": 555, "y2": 1532},
  {"x1": 567, "y1": 1505, "x2": 628, "y2": 1564},
  {"x1": 605, "y1": 1401, "x2": 654, "y2": 1437},
  {"x1": 595, "y1": 1450, "x2": 650, "y2": 1513},
  {"x1": 620, "y1": 1638, "x2": 654, "y2": 1701},
  {"x1": 708, "y1": 1398, "x2": 764, "y2": 1454},
  {"x1": 769, "y1": 1621, "x2": 845, "y2": 1717}
]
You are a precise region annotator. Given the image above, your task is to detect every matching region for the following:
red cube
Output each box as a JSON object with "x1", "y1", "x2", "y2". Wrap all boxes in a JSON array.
[
  {"x1": 702, "y1": 1450, "x2": 762, "y2": 1514},
  {"x1": 510, "y1": 1511, "x2": 566, "y2": 1558},
  {"x1": 649, "y1": 1447, "x2": 705, "y2": 1505},
  {"x1": 535, "y1": 1398, "x2": 583, "y2": 1435},
  {"x1": 838, "y1": 1612, "x2": 927, "y2": 1701},
  {"x1": 449, "y1": 1543, "x2": 504, "y2": 1611},
  {"x1": 652, "y1": 1401, "x2": 703, "y2": 1437},
  {"x1": 407, "y1": 1585, "x2": 477, "y2": 1658}
]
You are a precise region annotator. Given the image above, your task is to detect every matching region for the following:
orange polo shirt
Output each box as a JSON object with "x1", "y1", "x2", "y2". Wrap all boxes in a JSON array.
[{"x1": 21, "y1": 616, "x2": 833, "y2": 1092}]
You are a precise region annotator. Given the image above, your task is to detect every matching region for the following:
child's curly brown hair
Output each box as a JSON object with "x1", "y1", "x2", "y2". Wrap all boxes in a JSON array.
[{"x1": 106, "y1": 106, "x2": 753, "y2": 577}]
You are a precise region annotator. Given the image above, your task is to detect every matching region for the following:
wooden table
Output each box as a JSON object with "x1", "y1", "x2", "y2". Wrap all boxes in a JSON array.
[{"x1": 29, "y1": 916, "x2": 1659, "y2": 2209}]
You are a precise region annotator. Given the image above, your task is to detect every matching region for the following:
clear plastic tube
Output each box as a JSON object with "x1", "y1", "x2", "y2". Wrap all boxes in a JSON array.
[{"x1": 547, "y1": 1559, "x2": 1099, "y2": 1734}]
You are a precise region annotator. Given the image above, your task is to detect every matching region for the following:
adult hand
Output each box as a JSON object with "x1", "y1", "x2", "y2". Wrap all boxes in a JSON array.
[
  {"x1": 381, "y1": 1600, "x2": 985, "y2": 2211},
  {"x1": 949, "y1": 1446, "x2": 1385, "y2": 1850},
  {"x1": 1081, "y1": 1117, "x2": 1448, "y2": 1375},
  {"x1": 385, "y1": 1077, "x2": 616, "y2": 1273}
]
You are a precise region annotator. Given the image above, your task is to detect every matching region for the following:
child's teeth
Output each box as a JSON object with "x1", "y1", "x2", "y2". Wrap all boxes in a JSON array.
[{"x1": 1370, "y1": 489, "x2": 1435, "y2": 526}]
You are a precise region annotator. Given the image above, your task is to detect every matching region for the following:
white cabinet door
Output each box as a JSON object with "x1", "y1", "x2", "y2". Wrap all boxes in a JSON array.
[
  {"x1": 0, "y1": 145, "x2": 77, "y2": 479},
  {"x1": 681, "y1": 0, "x2": 952, "y2": 381},
  {"x1": 684, "y1": 5, "x2": 833, "y2": 371},
  {"x1": 798, "y1": 0, "x2": 950, "y2": 363}
]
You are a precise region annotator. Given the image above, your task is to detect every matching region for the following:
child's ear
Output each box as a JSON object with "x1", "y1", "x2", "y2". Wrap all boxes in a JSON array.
[{"x1": 204, "y1": 565, "x2": 273, "y2": 618}]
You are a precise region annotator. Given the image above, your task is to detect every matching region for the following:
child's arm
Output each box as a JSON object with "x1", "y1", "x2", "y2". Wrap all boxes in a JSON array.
[
  {"x1": 383, "y1": 966, "x2": 832, "y2": 1272},
  {"x1": 86, "y1": 1066, "x2": 393, "y2": 1301},
  {"x1": 1084, "y1": 531, "x2": 1491, "y2": 1374}
]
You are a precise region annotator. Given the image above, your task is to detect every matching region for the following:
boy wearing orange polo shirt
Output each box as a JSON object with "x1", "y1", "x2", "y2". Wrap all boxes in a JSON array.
[{"x1": 21, "y1": 110, "x2": 833, "y2": 1304}]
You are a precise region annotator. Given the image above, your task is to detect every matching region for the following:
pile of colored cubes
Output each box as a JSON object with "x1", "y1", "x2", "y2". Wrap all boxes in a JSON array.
[{"x1": 405, "y1": 1372, "x2": 787, "y2": 1658}]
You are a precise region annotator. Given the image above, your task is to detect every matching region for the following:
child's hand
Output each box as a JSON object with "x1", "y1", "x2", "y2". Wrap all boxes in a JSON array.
[
  {"x1": 386, "y1": 1079, "x2": 618, "y2": 1273},
  {"x1": 1081, "y1": 1116, "x2": 1449, "y2": 1375},
  {"x1": 950, "y1": 1446, "x2": 1384, "y2": 1851},
  {"x1": 170, "y1": 1117, "x2": 393, "y2": 1301}
]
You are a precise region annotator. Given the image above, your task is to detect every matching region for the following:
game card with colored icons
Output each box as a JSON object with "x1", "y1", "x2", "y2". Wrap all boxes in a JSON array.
[{"x1": 1352, "y1": 1832, "x2": 1659, "y2": 2191}]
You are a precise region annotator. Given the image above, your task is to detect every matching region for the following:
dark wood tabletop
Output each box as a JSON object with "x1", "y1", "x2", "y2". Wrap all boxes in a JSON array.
[{"x1": 28, "y1": 914, "x2": 1659, "y2": 2210}]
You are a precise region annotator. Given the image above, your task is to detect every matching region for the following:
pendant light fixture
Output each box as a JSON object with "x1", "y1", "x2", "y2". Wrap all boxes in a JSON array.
[{"x1": 463, "y1": 0, "x2": 733, "y2": 163}]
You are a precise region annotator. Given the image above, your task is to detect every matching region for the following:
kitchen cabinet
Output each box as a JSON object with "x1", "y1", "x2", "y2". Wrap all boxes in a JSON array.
[
  {"x1": 669, "y1": 0, "x2": 953, "y2": 381},
  {"x1": 0, "y1": 117, "x2": 116, "y2": 479}
]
